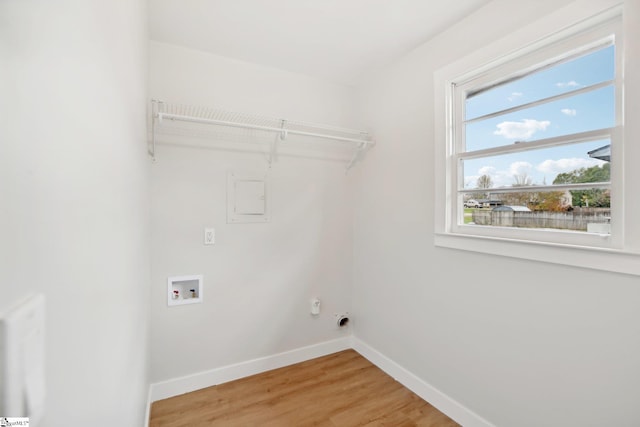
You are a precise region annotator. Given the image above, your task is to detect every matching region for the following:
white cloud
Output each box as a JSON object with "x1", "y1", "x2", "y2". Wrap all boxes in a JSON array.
[
  {"x1": 508, "y1": 92, "x2": 523, "y2": 102},
  {"x1": 561, "y1": 108, "x2": 577, "y2": 116},
  {"x1": 465, "y1": 166, "x2": 497, "y2": 188},
  {"x1": 468, "y1": 163, "x2": 534, "y2": 188},
  {"x1": 491, "y1": 172, "x2": 513, "y2": 188},
  {"x1": 469, "y1": 159, "x2": 606, "y2": 190},
  {"x1": 478, "y1": 166, "x2": 496, "y2": 176},
  {"x1": 509, "y1": 161, "x2": 533, "y2": 176},
  {"x1": 536, "y1": 158, "x2": 604, "y2": 175},
  {"x1": 473, "y1": 170, "x2": 512, "y2": 188},
  {"x1": 494, "y1": 119, "x2": 551, "y2": 139},
  {"x1": 556, "y1": 80, "x2": 580, "y2": 88}
]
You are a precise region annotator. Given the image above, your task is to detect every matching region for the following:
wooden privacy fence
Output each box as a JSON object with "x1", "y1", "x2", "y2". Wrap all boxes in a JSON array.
[{"x1": 472, "y1": 210, "x2": 611, "y2": 231}]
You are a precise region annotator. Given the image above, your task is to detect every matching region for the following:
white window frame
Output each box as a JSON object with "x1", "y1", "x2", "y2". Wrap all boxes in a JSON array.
[{"x1": 434, "y1": 3, "x2": 640, "y2": 276}]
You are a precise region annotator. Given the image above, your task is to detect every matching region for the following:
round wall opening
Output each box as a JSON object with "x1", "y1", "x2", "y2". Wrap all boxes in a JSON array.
[{"x1": 336, "y1": 314, "x2": 350, "y2": 328}]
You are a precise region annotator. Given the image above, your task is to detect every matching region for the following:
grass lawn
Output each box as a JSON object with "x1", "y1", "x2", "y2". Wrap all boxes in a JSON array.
[{"x1": 464, "y1": 208, "x2": 473, "y2": 224}]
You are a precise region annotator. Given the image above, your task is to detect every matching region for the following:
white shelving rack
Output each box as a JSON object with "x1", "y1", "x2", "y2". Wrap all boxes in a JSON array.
[{"x1": 150, "y1": 100, "x2": 374, "y2": 171}]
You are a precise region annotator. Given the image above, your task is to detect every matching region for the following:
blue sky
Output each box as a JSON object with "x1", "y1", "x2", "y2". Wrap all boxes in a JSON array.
[{"x1": 463, "y1": 45, "x2": 614, "y2": 189}]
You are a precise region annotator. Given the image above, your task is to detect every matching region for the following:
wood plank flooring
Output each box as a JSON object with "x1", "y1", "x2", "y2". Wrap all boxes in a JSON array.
[{"x1": 149, "y1": 349, "x2": 460, "y2": 426}]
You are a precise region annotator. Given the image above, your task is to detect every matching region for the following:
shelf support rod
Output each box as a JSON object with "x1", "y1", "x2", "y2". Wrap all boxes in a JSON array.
[{"x1": 157, "y1": 112, "x2": 373, "y2": 145}]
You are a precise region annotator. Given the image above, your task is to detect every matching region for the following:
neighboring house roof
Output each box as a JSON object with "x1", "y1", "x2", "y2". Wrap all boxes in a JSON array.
[
  {"x1": 588, "y1": 144, "x2": 610, "y2": 162},
  {"x1": 492, "y1": 205, "x2": 531, "y2": 212}
]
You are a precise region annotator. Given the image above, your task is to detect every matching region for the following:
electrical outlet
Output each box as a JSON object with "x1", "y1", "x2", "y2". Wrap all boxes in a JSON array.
[{"x1": 204, "y1": 228, "x2": 215, "y2": 245}]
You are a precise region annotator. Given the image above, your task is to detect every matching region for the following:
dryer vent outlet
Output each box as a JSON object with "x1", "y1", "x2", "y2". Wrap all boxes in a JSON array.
[{"x1": 336, "y1": 313, "x2": 350, "y2": 328}]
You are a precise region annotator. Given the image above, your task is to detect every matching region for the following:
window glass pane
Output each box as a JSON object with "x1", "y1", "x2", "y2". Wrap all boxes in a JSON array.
[
  {"x1": 461, "y1": 139, "x2": 611, "y2": 231},
  {"x1": 465, "y1": 45, "x2": 614, "y2": 120},
  {"x1": 465, "y1": 86, "x2": 614, "y2": 152},
  {"x1": 462, "y1": 139, "x2": 610, "y2": 190},
  {"x1": 462, "y1": 189, "x2": 611, "y2": 234}
]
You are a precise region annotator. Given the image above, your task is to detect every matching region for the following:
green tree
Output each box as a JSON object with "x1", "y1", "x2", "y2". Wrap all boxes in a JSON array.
[
  {"x1": 553, "y1": 163, "x2": 610, "y2": 207},
  {"x1": 529, "y1": 191, "x2": 569, "y2": 212}
]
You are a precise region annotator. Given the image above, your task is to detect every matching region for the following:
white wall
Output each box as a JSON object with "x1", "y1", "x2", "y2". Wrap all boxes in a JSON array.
[
  {"x1": 353, "y1": 1, "x2": 640, "y2": 426},
  {"x1": 149, "y1": 42, "x2": 357, "y2": 383},
  {"x1": 0, "y1": 1, "x2": 150, "y2": 425}
]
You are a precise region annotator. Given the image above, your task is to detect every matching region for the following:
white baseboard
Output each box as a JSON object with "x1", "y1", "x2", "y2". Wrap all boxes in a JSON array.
[
  {"x1": 148, "y1": 336, "x2": 352, "y2": 403},
  {"x1": 352, "y1": 337, "x2": 495, "y2": 427},
  {"x1": 146, "y1": 336, "x2": 491, "y2": 427},
  {"x1": 143, "y1": 385, "x2": 152, "y2": 427}
]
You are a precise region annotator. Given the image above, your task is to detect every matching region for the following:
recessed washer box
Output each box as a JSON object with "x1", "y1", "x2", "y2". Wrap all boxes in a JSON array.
[{"x1": 168, "y1": 275, "x2": 203, "y2": 306}]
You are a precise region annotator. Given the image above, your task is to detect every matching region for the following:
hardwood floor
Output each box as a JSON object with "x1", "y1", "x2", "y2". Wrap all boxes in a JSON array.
[{"x1": 149, "y1": 349, "x2": 460, "y2": 426}]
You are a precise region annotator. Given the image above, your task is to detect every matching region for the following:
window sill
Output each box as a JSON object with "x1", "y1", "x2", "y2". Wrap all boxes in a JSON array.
[{"x1": 434, "y1": 232, "x2": 640, "y2": 276}]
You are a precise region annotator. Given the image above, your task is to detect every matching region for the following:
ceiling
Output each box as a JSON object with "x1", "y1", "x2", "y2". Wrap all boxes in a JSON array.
[{"x1": 149, "y1": 0, "x2": 491, "y2": 86}]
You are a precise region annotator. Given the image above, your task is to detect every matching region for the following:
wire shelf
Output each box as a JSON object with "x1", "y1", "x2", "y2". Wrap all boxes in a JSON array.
[{"x1": 150, "y1": 100, "x2": 374, "y2": 170}]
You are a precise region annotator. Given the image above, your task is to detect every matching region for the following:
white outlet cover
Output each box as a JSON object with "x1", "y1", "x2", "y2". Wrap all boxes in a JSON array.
[{"x1": 204, "y1": 228, "x2": 215, "y2": 245}]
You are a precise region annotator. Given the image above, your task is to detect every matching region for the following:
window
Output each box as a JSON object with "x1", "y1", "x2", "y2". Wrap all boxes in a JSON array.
[
  {"x1": 434, "y1": 5, "x2": 640, "y2": 275},
  {"x1": 454, "y1": 26, "x2": 620, "y2": 247}
]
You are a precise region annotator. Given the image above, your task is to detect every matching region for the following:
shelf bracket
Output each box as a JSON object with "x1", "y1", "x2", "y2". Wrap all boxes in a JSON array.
[
  {"x1": 268, "y1": 119, "x2": 286, "y2": 168},
  {"x1": 346, "y1": 141, "x2": 367, "y2": 173}
]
